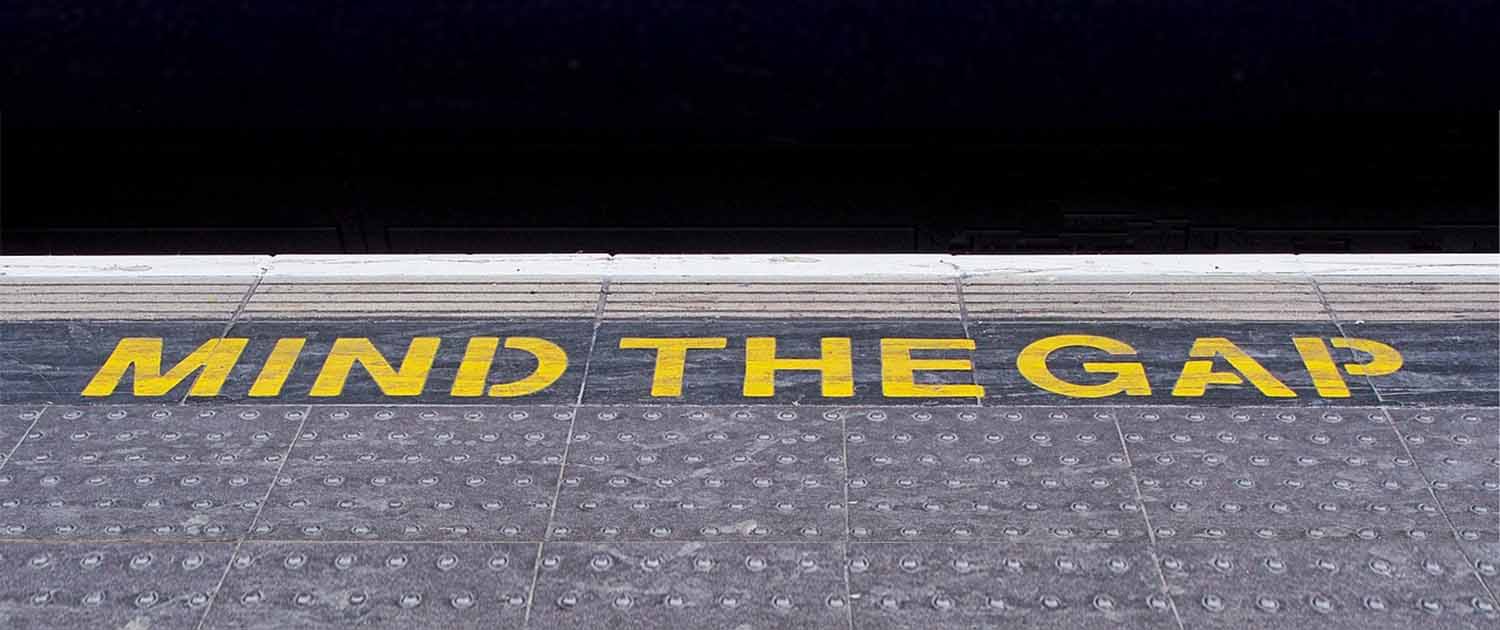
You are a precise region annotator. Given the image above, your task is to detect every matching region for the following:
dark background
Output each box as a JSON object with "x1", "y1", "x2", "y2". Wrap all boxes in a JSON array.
[{"x1": 1, "y1": 3, "x2": 1495, "y2": 255}]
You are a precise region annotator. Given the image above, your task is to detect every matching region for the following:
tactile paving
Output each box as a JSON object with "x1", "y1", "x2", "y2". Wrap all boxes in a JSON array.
[
  {"x1": 1120, "y1": 406, "x2": 1448, "y2": 542},
  {"x1": 0, "y1": 406, "x2": 45, "y2": 468},
  {"x1": 1388, "y1": 407, "x2": 1500, "y2": 543},
  {"x1": 0, "y1": 466, "x2": 274, "y2": 541},
  {"x1": 199, "y1": 542, "x2": 537, "y2": 630},
  {"x1": 528, "y1": 542, "x2": 848, "y2": 630},
  {"x1": 255, "y1": 462, "x2": 558, "y2": 541},
  {"x1": 0, "y1": 405, "x2": 300, "y2": 542},
  {"x1": 0, "y1": 542, "x2": 233, "y2": 629},
  {"x1": 1469, "y1": 542, "x2": 1500, "y2": 601},
  {"x1": 2, "y1": 400, "x2": 1497, "y2": 628},
  {"x1": 846, "y1": 406, "x2": 1145, "y2": 542},
  {"x1": 10, "y1": 405, "x2": 304, "y2": 469},
  {"x1": 552, "y1": 406, "x2": 845, "y2": 542},
  {"x1": 847, "y1": 542, "x2": 1175, "y2": 629},
  {"x1": 1159, "y1": 541, "x2": 1499, "y2": 628},
  {"x1": 284, "y1": 406, "x2": 567, "y2": 468},
  {"x1": 254, "y1": 406, "x2": 569, "y2": 541}
]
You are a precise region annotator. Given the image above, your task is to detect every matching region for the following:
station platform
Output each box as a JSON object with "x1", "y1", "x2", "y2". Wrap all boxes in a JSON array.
[{"x1": 0, "y1": 253, "x2": 1496, "y2": 629}]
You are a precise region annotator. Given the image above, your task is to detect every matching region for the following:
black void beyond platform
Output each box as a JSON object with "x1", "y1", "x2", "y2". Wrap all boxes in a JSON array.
[{"x1": 0, "y1": 254, "x2": 1496, "y2": 630}]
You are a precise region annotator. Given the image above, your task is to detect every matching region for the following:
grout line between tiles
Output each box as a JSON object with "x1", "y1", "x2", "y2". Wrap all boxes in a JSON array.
[
  {"x1": 1110, "y1": 409, "x2": 1186, "y2": 630},
  {"x1": 193, "y1": 403, "x2": 312, "y2": 630},
  {"x1": 178, "y1": 264, "x2": 268, "y2": 406},
  {"x1": 0, "y1": 404, "x2": 48, "y2": 475},
  {"x1": 949, "y1": 268, "x2": 986, "y2": 408},
  {"x1": 950, "y1": 266, "x2": 997, "y2": 410},
  {"x1": 1373, "y1": 402, "x2": 1500, "y2": 604},
  {"x1": 839, "y1": 406, "x2": 855, "y2": 630},
  {"x1": 0, "y1": 537, "x2": 1399, "y2": 546},
  {"x1": 1377, "y1": 400, "x2": 1498, "y2": 602},
  {"x1": 1303, "y1": 264, "x2": 1499, "y2": 605},
  {"x1": 5, "y1": 312, "x2": 65, "y2": 401},
  {"x1": 522, "y1": 278, "x2": 608, "y2": 629},
  {"x1": 0, "y1": 538, "x2": 1178, "y2": 546}
]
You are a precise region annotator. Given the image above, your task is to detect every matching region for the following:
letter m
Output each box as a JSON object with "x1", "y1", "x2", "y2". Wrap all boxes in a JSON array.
[{"x1": 83, "y1": 338, "x2": 248, "y2": 397}]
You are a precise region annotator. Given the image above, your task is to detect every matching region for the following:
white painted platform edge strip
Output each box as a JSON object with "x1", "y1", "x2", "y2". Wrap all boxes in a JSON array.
[
  {"x1": 0, "y1": 253, "x2": 1495, "y2": 281},
  {"x1": 0, "y1": 255, "x2": 273, "y2": 279}
]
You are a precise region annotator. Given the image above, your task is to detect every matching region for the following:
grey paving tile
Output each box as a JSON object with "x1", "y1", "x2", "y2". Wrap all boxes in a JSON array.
[
  {"x1": 252, "y1": 405, "x2": 570, "y2": 541},
  {"x1": 0, "y1": 542, "x2": 234, "y2": 629},
  {"x1": 846, "y1": 406, "x2": 1147, "y2": 542},
  {"x1": 1467, "y1": 542, "x2": 1500, "y2": 603},
  {"x1": 847, "y1": 542, "x2": 1175, "y2": 629},
  {"x1": 10, "y1": 404, "x2": 304, "y2": 469},
  {"x1": 0, "y1": 465, "x2": 271, "y2": 541},
  {"x1": 200, "y1": 542, "x2": 536, "y2": 630},
  {"x1": 529, "y1": 542, "x2": 848, "y2": 630},
  {"x1": 1159, "y1": 541, "x2": 1499, "y2": 629},
  {"x1": 287, "y1": 405, "x2": 570, "y2": 468},
  {"x1": 0, "y1": 406, "x2": 46, "y2": 469},
  {"x1": 1388, "y1": 407, "x2": 1500, "y2": 544},
  {"x1": 1120, "y1": 406, "x2": 1449, "y2": 542},
  {"x1": 552, "y1": 406, "x2": 845, "y2": 541},
  {"x1": 0, "y1": 404, "x2": 301, "y2": 542},
  {"x1": 253, "y1": 462, "x2": 557, "y2": 541}
]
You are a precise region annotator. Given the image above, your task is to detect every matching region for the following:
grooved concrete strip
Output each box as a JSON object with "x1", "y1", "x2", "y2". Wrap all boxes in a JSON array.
[
  {"x1": 0, "y1": 283, "x2": 258, "y2": 321},
  {"x1": 962, "y1": 279, "x2": 1331, "y2": 321},
  {"x1": 4, "y1": 254, "x2": 1494, "y2": 322},
  {"x1": 1311, "y1": 277, "x2": 1500, "y2": 322},
  {"x1": 242, "y1": 282, "x2": 607, "y2": 319},
  {"x1": 603, "y1": 282, "x2": 961, "y2": 319}
]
